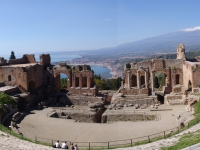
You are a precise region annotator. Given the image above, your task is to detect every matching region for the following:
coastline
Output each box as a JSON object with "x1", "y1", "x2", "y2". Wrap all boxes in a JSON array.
[
  {"x1": 68, "y1": 63, "x2": 115, "y2": 78},
  {"x1": 67, "y1": 62, "x2": 120, "y2": 78}
]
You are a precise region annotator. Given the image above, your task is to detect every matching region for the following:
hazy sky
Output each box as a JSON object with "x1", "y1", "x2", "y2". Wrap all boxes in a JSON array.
[{"x1": 1, "y1": 0, "x2": 200, "y2": 56}]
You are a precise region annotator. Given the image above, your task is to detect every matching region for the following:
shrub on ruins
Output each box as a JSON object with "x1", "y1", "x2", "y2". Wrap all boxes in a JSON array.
[
  {"x1": 95, "y1": 78, "x2": 107, "y2": 90},
  {"x1": 0, "y1": 93, "x2": 16, "y2": 112},
  {"x1": 9, "y1": 51, "x2": 16, "y2": 59}
]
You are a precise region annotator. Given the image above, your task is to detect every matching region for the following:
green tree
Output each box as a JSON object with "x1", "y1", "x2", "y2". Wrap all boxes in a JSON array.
[
  {"x1": 95, "y1": 78, "x2": 107, "y2": 90},
  {"x1": 9, "y1": 51, "x2": 16, "y2": 59}
]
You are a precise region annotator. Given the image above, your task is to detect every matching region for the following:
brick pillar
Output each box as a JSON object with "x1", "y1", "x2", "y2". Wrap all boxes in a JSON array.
[
  {"x1": 145, "y1": 71, "x2": 148, "y2": 88},
  {"x1": 137, "y1": 71, "x2": 140, "y2": 89},
  {"x1": 87, "y1": 77, "x2": 91, "y2": 88},
  {"x1": 151, "y1": 70, "x2": 155, "y2": 95},
  {"x1": 79, "y1": 74, "x2": 82, "y2": 88},
  {"x1": 127, "y1": 70, "x2": 130, "y2": 89}
]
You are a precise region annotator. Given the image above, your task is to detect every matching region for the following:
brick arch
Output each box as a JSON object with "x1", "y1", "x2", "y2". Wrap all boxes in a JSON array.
[{"x1": 54, "y1": 70, "x2": 72, "y2": 88}]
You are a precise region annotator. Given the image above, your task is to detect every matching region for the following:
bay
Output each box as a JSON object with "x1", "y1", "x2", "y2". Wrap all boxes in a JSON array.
[{"x1": 1, "y1": 53, "x2": 112, "y2": 79}]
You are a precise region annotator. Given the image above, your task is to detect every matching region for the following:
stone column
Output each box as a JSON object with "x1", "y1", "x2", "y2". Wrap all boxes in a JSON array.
[
  {"x1": 145, "y1": 71, "x2": 148, "y2": 88},
  {"x1": 87, "y1": 77, "x2": 91, "y2": 88},
  {"x1": 127, "y1": 70, "x2": 130, "y2": 89},
  {"x1": 151, "y1": 70, "x2": 155, "y2": 94},
  {"x1": 121, "y1": 80, "x2": 124, "y2": 89},
  {"x1": 137, "y1": 71, "x2": 140, "y2": 89},
  {"x1": 72, "y1": 75, "x2": 76, "y2": 88},
  {"x1": 79, "y1": 75, "x2": 82, "y2": 88}
]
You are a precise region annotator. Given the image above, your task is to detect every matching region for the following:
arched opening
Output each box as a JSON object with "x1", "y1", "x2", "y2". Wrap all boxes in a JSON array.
[
  {"x1": 188, "y1": 80, "x2": 192, "y2": 91},
  {"x1": 47, "y1": 76, "x2": 50, "y2": 86},
  {"x1": 8, "y1": 75, "x2": 11, "y2": 81},
  {"x1": 176, "y1": 74, "x2": 180, "y2": 84},
  {"x1": 131, "y1": 75, "x2": 137, "y2": 87},
  {"x1": 82, "y1": 76, "x2": 87, "y2": 87},
  {"x1": 28, "y1": 80, "x2": 35, "y2": 94},
  {"x1": 75, "y1": 77, "x2": 79, "y2": 87},
  {"x1": 140, "y1": 75, "x2": 145, "y2": 86}
]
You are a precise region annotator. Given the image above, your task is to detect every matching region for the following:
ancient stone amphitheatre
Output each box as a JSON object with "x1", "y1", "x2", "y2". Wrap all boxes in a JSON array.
[{"x1": 0, "y1": 44, "x2": 200, "y2": 149}]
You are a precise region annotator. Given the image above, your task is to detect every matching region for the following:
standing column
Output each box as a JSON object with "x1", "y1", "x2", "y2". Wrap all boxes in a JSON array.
[
  {"x1": 145, "y1": 71, "x2": 148, "y2": 88},
  {"x1": 127, "y1": 71, "x2": 130, "y2": 89},
  {"x1": 137, "y1": 71, "x2": 140, "y2": 89},
  {"x1": 79, "y1": 74, "x2": 82, "y2": 88},
  {"x1": 151, "y1": 70, "x2": 155, "y2": 94},
  {"x1": 121, "y1": 80, "x2": 124, "y2": 89},
  {"x1": 87, "y1": 77, "x2": 90, "y2": 88}
]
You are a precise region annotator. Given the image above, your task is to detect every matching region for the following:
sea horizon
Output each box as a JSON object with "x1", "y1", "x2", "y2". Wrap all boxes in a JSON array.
[{"x1": 0, "y1": 53, "x2": 112, "y2": 79}]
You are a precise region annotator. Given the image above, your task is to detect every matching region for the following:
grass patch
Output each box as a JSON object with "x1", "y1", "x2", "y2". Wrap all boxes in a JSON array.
[{"x1": 161, "y1": 131, "x2": 200, "y2": 150}]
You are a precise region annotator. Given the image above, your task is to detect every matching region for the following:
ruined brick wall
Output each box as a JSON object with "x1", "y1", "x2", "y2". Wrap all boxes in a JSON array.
[
  {"x1": 53, "y1": 64, "x2": 96, "y2": 95},
  {"x1": 165, "y1": 59, "x2": 183, "y2": 69},
  {"x1": 153, "y1": 59, "x2": 165, "y2": 71},
  {"x1": 53, "y1": 67, "x2": 72, "y2": 89},
  {"x1": 8, "y1": 54, "x2": 36, "y2": 65},
  {"x1": 0, "y1": 67, "x2": 28, "y2": 89},
  {"x1": 138, "y1": 60, "x2": 153, "y2": 69},
  {"x1": 191, "y1": 64, "x2": 200, "y2": 88},
  {"x1": 0, "y1": 57, "x2": 7, "y2": 66},
  {"x1": 8, "y1": 57, "x2": 26, "y2": 64},
  {"x1": 121, "y1": 88, "x2": 139, "y2": 95},
  {"x1": 26, "y1": 65, "x2": 44, "y2": 90},
  {"x1": 72, "y1": 70, "x2": 94, "y2": 88},
  {"x1": 23, "y1": 54, "x2": 36, "y2": 63},
  {"x1": 40, "y1": 54, "x2": 51, "y2": 66},
  {"x1": 182, "y1": 62, "x2": 193, "y2": 89}
]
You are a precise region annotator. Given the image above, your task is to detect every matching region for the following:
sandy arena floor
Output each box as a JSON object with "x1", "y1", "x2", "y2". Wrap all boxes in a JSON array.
[{"x1": 17, "y1": 105, "x2": 192, "y2": 145}]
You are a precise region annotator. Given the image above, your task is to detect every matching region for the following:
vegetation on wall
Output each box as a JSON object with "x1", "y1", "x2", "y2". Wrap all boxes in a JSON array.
[{"x1": 0, "y1": 93, "x2": 16, "y2": 112}]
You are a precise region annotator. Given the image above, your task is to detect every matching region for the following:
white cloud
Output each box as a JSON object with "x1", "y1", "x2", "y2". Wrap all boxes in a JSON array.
[{"x1": 181, "y1": 26, "x2": 200, "y2": 32}]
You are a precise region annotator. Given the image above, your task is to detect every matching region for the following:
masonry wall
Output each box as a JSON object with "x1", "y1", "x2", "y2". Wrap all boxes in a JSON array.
[
  {"x1": 191, "y1": 64, "x2": 200, "y2": 88},
  {"x1": 26, "y1": 65, "x2": 44, "y2": 90},
  {"x1": 0, "y1": 67, "x2": 28, "y2": 89},
  {"x1": 182, "y1": 62, "x2": 193, "y2": 89},
  {"x1": 8, "y1": 54, "x2": 36, "y2": 65}
]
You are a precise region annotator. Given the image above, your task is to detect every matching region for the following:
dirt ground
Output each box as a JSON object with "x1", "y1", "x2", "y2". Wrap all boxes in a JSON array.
[{"x1": 17, "y1": 105, "x2": 192, "y2": 145}]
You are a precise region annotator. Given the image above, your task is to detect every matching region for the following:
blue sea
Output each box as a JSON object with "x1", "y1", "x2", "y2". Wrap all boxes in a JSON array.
[{"x1": 1, "y1": 53, "x2": 112, "y2": 79}]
